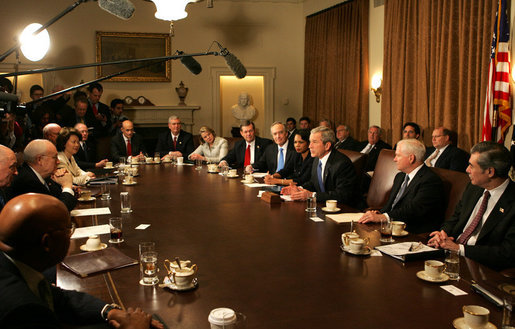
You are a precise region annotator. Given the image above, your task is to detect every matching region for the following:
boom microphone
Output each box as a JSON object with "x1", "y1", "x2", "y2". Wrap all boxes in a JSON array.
[
  {"x1": 216, "y1": 42, "x2": 247, "y2": 79},
  {"x1": 98, "y1": 0, "x2": 135, "y2": 20},
  {"x1": 178, "y1": 51, "x2": 202, "y2": 75}
]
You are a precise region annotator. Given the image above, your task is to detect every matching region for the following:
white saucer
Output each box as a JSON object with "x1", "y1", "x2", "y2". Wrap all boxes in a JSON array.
[
  {"x1": 241, "y1": 180, "x2": 254, "y2": 184},
  {"x1": 122, "y1": 181, "x2": 137, "y2": 185},
  {"x1": 416, "y1": 270, "x2": 449, "y2": 283},
  {"x1": 322, "y1": 207, "x2": 340, "y2": 213},
  {"x1": 227, "y1": 174, "x2": 240, "y2": 178},
  {"x1": 78, "y1": 196, "x2": 96, "y2": 202},
  {"x1": 340, "y1": 245, "x2": 372, "y2": 256},
  {"x1": 452, "y1": 317, "x2": 496, "y2": 329},
  {"x1": 104, "y1": 166, "x2": 114, "y2": 170},
  {"x1": 161, "y1": 276, "x2": 198, "y2": 291},
  {"x1": 392, "y1": 230, "x2": 409, "y2": 237},
  {"x1": 162, "y1": 159, "x2": 172, "y2": 163},
  {"x1": 80, "y1": 243, "x2": 107, "y2": 252}
]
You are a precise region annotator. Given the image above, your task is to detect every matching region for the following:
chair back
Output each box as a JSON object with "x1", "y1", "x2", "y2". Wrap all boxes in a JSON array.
[
  {"x1": 366, "y1": 149, "x2": 398, "y2": 209},
  {"x1": 225, "y1": 137, "x2": 243, "y2": 151},
  {"x1": 337, "y1": 149, "x2": 368, "y2": 176},
  {"x1": 431, "y1": 167, "x2": 470, "y2": 220}
]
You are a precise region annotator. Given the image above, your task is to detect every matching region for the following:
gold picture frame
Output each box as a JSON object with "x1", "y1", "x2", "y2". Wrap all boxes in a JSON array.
[{"x1": 96, "y1": 31, "x2": 171, "y2": 82}]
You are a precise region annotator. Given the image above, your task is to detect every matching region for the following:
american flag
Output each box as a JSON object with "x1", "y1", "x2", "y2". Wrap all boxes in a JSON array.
[{"x1": 482, "y1": 0, "x2": 512, "y2": 143}]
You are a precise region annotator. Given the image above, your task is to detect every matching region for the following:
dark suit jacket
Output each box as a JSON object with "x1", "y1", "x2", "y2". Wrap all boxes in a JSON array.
[
  {"x1": 359, "y1": 139, "x2": 392, "y2": 172},
  {"x1": 0, "y1": 252, "x2": 105, "y2": 328},
  {"x1": 425, "y1": 145, "x2": 469, "y2": 173},
  {"x1": 287, "y1": 129, "x2": 297, "y2": 145},
  {"x1": 6, "y1": 163, "x2": 77, "y2": 211},
  {"x1": 110, "y1": 133, "x2": 147, "y2": 162},
  {"x1": 253, "y1": 141, "x2": 296, "y2": 174},
  {"x1": 221, "y1": 136, "x2": 273, "y2": 169},
  {"x1": 303, "y1": 150, "x2": 358, "y2": 205},
  {"x1": 155, "y1": 130, "x2": 194, "y2": 158},
  {"x1": 380, "y1": 165, "x2": 445, "y2": 233},
  {"x1": 335, "y1": 136, "x2": 360, "y2": 151},
  {"x1": 441, "y1": 181, "x2": 515, "y2": 271},
  {"x1": 87, "y1": 101, "x2": 111, "y2": 137},
  {"x1": 277, "y1": 152, "x2": 314, "y2": 185},
  {"x1": 73, "y1": 140, "x2": 97, "y2": 169}
]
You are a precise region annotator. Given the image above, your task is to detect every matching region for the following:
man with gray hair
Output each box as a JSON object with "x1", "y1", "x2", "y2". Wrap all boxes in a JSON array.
[
  {"x1": 334, "y1": 124, "x2": 359, "y2": 151},
  {"x1": 0, "y1": 145, "x2": 18, "y2": 211},
  {"x1": 155, "y1": 115, "x2": 194, "y2": 158},
  {"x1": 281, "y1": 126, "x2": 358, "y2": 205},
  {"x1": 359, "y1": 139, "x2": 445, "y2": 233},
  {"x1": 428, "y1": 141, "x2": 514, "y2": 270},
  {"x1": 250, "y1": 122, "x2": 295, "y2": 174},
  {"x1": 42, "y1": 123, "x2": 61, "y2": 145},
  {"x1": 6, "y1": 139, "x2": 76, "y2": 211}
]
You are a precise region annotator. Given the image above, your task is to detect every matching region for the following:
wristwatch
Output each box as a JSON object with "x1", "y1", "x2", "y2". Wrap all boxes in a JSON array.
[{"x1": 101, "y1": 303, "x2": 122, "y2": 321}]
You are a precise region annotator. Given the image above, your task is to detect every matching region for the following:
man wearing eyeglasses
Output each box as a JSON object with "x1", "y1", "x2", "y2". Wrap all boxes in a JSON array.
[
  {"x1": 7, "y1": 139, "x2": 76, "y2": 211},
  {"x1": 0, "y1": 145, "x2": 18, "y2": 212},
  {"x1": 424, "y1": 127, "x2": 469, "y2": 172}
]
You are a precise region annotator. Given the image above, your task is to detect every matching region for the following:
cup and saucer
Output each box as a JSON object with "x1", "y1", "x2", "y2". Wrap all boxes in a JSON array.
[
  {"x1": 341, "y1": 245, "x2": 372, "y2": 256},
  {"x1": 122, "y1": 179, "x2": 137, "y2": 186},
  {"x1": 162, "y1": 276, "x2": 198, "y2": 291},
  {"x1": 416, "y1": 260, "x2": 449, "y2": 282},
  {"x1": 227, "y1": 174, "x2": 239, "y2": 178},
  {"x1": 340, "y1": 237, "x2": 372, "y2": 256},
  {"x1": 391, "y1": 221, "x2": 408, "y2": 237},
  {"x1": 321, "y1": 200, "x2": 340, "y2": 213},
  {"x1": 392, "y1": 230, "x2": 409, "y2": 237},
  {"x1": 452, "y1": 318, "x2": 496, "y2": 329},
  {"x1": 80, "y1": 235, "x2": 107, "y2": 252},
  {"x1": 452, "y1": 305, "x2": 496, "y2": 329}
]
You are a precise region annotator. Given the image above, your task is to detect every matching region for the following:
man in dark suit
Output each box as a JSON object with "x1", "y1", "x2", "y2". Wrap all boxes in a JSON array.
[
  {"x1": 6, "y1": 140, "x2": 76, "y2": 211},
  {"x1": 219, "y1": 121, "x2": 272, "y2": 169},
  {"x1": 281, "y1": 126, "x2": 357, "y2": 205},
  {"x1": 359, "y1": 139, "x2": 445, "y2": 233},
  {"x1": 0, "y1": 145, "x2": 18, "y2": 212},
  {"x1": 42, "y1": 123, "x2": 61, "y2": 145},
  {"x1": 286, "y1": 117, "x2": 297, "y2": 144},
  {"x1": 250, "y1": 122, "x2": 295, "y2": 174},
  {"x1": 359, "y1": 125, "x2": 392, "y2": 172},
  {"x1": 73, "y1": 123, "x2": 108, "y2": 169},
  {"x1": 334, "y1": 124, "x2": 360, "y2": 151},
  {"x1": 0, "y1": 193, "x2": 162, "y2": 329},
  {"x1": 429, "y1": 142, "x2": 514, "y2": 271},
  {"x1": 86, "y1": 83, "x2": 111, "y2": 137},
  {"x1": 60, "y1": 94, "x2": 97, "y2": 130},
  {"x1": 110, "y1": 120, "x2": 147, "y2": 162},
  {"x1": 155, "y1": 116, "x2": 194, "y2": 159},
  {"x1": 393, "y1": 122, "x2": 421, "y2": 150},
  {"x1": 424, "y1": 127, "x2": 469, "y2": 172}
]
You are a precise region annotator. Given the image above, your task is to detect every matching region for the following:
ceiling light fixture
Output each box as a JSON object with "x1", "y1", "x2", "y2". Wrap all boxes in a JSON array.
[{"x1": 20, "y1": 23, "x2": 50, "y2": 62}]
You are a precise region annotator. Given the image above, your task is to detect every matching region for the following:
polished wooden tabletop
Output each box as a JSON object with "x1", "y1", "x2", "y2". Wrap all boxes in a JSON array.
[{"x1": 58, "y1": 163, "x2": 510, "y2": 329}]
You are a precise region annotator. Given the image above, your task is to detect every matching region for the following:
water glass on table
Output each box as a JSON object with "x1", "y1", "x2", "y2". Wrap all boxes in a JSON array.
[
  {"x1": 108, "y1": 217, "x2": 124, "y2": 243},
  {"x1": 380, "y1": 218, "x2": 394, "y2": 243},
  {"x1": 100, "y1": 183, "x2": 111, "y2": 200},
  {"x1": 444, "y1": 250, "x2": 460, "y2": 280},
  {"x1": 306, "y1": 195, "x2": 317, "y2": 213},
  {"x1": 195, "y1": 158, "x2": 203, "y2": 170},
  {"x1": 120, "y1": 192, "x2": 132, "y2": 213},
  {"x1": 140, "y1": 251, "x2": 159, "y2": 286}
]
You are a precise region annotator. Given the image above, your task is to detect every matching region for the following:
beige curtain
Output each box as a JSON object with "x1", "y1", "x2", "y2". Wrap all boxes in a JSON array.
[
  {"x1": 382, "y1": 0, "x2": 496, "y2": 150},
  {"x1": 303, "y1": 0, "x2": 369, "y2": 140}
]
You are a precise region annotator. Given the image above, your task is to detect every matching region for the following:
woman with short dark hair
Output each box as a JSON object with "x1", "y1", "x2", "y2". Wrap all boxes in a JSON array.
[{"x1": 56, "y1": 127, "x2": 95, "y2": 185}]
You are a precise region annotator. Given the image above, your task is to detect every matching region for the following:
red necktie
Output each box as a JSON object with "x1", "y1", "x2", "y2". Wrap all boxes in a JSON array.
[
  {"x1": 457, "y1": 191, "x2": 490, "y2": 245},
  {"x1": 127, "y1": 139, "x2": 132, "y2": 156},
  {"x1": 92, "y1": 103, "x2": 98, "y2": 116},
  {"x1": 244, "y1": 144, "x2": 251, "y2": 167},
  {"x1": 173, "y1": 136, "x2": 177, "y2": 150}
]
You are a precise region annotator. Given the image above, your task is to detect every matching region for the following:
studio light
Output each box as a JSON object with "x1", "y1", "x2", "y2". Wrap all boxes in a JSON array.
[
  {"x1": 20, "y1": 23, "x2": 50, "y2": 62},
  {"x1": 150, "y1": 0, "x2": 195, "y2": 21}
]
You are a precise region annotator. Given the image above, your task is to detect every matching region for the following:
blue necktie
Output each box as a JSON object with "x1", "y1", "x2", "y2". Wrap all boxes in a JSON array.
[
  {"x1": 317, "y1": 161, "x2": 325, "y2": 192},
  {"x1": 391, "y1": 174, "x2": 410, "y2": 209},
  {"x1": 277, "y1": 148, "x2": 284, "y2": 172}
]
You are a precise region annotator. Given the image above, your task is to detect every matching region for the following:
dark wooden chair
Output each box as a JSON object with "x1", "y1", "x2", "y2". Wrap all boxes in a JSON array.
[
  {"x1": 337, "y1": 149, "x2": 368, "y2": 177},
  {"x1": 431, "y1": 167, "x2": 470, "y2": 220},
  {"x1": 365, "y1": 149, "x2": 398, "y2": 210}
]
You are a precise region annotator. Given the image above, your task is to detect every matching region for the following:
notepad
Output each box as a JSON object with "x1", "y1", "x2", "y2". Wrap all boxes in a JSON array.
[
  {"x1": 70, "y1": 207, "x2": 111, "y2": 217},
  {"x1": 61, "y1": 247, "x2": 138, "y2": 277},
  {"x1": 70, "y1": 224, "x2": 110, "y2": 239},
  {"x1": 326, "y1": 212, "x2": 364, "y2": 223}
]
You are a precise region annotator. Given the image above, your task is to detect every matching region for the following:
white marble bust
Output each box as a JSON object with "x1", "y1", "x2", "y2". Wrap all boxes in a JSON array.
[{"x1": 231, "y1": 92, "x2": 256, "y2": 125}]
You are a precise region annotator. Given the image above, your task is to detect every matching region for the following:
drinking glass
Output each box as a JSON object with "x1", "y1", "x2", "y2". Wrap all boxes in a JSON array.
[
  {"x1": 154, "y1": 152, "x2": 160, "y2": 163},
  {"x1": 119, "y1": 156, "x2": 126, "y2": 166},
  {"x1": 120, "y1": 192, "x2": 132, "y2": 213},
  {"x1": 444, "y1": 250, "x2": 460, "y2": 280},
  {"x1": 380, "y1": 218, "x2": 394, "y2": 243},
  {"x1": 503, "y1": 295, "x2": 514, "y2": 329},
  {"x1": 140, "y1": 251, "x2": 159, "y2": 286},
  {"x1": 108, "y1": 217, "x2": 124, "y2": 243},
  {"x1": 195, "y1": 158, "x2": 203, "y2": 170},
  {"x1": 100, "y1": 183, "x2": 111, "y2": 200},
  {"x1": 305, "y1": 195, "x2": 317, "y2": 213}
]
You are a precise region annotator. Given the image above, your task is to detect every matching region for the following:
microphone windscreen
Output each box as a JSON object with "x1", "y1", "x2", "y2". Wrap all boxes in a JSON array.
[
  {"x1": 98, "y1": 0, "x2": 135, "y2": 20},
  {"x1": 180, "y1": 56, "x2": 202, "y2": 75},
  {"x1": 224, "y1": 53, "x2": 247, "y2": 79}
]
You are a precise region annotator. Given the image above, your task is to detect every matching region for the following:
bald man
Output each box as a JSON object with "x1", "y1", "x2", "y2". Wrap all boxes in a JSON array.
[
  {"x1": 42, "y1": 123, "x2": 61, "y2": 145},
  {"x1": 0, "y1": 145, "x2": 18, "y2": 211},
  {"x1": 6, "y1": 140, "x2": 76, "y2": 211},
  {"x1": 0, "y1": 194, "x2": 160, "y2": 329},
  {"x1": 74, "y1": 123, "x2": 108, "y2": 169},
  {"x1": 110, "y1": 120, "x2": 147, "y2": 162}
]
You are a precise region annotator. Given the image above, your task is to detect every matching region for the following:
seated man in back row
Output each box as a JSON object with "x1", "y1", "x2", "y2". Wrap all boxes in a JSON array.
[
  {"x1": 156, "y1": 115, "x2": 194, "y2": 159},
  {"x1": 110, "y1": 120, "x2": 146, "y2": 162},
  {"x1": 0, "y1": 194, "x2": 163, "y2": 329},
  {"x1": 359, "y1": 139, "x2": 445, "y2": 233},
  {"x1": 281, "y1": 126, "x2": 358, "y2": 205},
  {"x1": 428, "y1": 141, "x2": 514, "y2": 271},
  {"x1": 249, "y1": 122, "x2": 295, "y2": 174},
  {"x1": 424, "y1": 127, "x2": 469, "y2": 172}
]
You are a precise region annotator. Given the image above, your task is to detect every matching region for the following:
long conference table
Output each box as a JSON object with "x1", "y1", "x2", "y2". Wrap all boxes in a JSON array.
[{"x1": 57, "y1": 163, "x2": 511, "y2": 329}]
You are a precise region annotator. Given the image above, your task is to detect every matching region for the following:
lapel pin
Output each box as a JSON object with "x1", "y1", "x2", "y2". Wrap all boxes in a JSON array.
[{"x1": 500, "y1": 208, "x2": 504, "y2": 213}]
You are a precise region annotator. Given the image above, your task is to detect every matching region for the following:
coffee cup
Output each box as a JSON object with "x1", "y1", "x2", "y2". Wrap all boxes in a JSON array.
[
  {"x1": 85, "y1": 235, "x2": 101, "y2": 250},
  {"x1": 145, "y1": 157, "x2": 153, "y2": 163},
  {"x1": 342, "y1": 232, "x2": 360, "y2": 246},
  {"x1": 130, "y1": 167, "x2": 138, "y2": 176},
  {"x1": 391, "y1": 221, "x2": 406, "y2": 235},
  {"x1": 349, "y1": 238, "x2": 369, "y2": 253},
  {"x1": 208, "y1": 308, "x2": 237, "y2": 329},
  {"x1": 164, "y1": 259, "x2": 192, "y2": 272},
  {"x1": 80, "y1": 189, "x2": 92, "y2": 200},
  {"x1": 244, "y1": 174, "x2": 254, "y2": 183},
  {"x1": 208, "y1": 164, "x2": 218, "y2": 172},
  {"x1": 124, "y1": 176, "x2": 134, "y2": 184},
  {"x1": 131, "y1": 157, "x2": 139, "y2": 164},
  {"x1": 105, "y1": 161, "x2": 113, "y2": 168},
  {"x1": 154, "y1": 156, "x2": 161, "y2": 164},
  {"x1": 424, "y1": 260, "x2": 446, "y2": 279},
  {"x1": 177, "y1": 157, "x2": 184, "y2": 165},
  {"x1": 326, "y1": 200, "x2": 337, "y2": 210},
  {"x1": 171, "y1": 264, "x2": 198, "y2": 287},
  {"x1": 229, "y1": 169, "x2": 237, "y2": 176},
  {"x1": 462, "y1": 305, "x2": 490, "y2": 328}
]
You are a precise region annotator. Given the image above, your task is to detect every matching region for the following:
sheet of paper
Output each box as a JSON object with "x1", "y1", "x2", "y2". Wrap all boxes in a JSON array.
[
  {"x1": 441, "y1": 285, "x2": 467, "y2": 296},
  {"x1": 71, "y1": 224, "x2": 110, "y2": 239},
  {"x1": 370, "y1": 250, "x2": 383, "y2": 256},
  {"x1": 374, "y1": 242, "x2": 435, "y2": 256},
  {"x1": 280, "y1": 195, "x2": 293, "y2": 202},
  {"x1": 326, "y1": 213, "x2": 364, "y2": 223},
  {"x1": 177, "y1": 163, "x2": 194, "y2": 166},
  {"x1": 310, "y1": 216, "x2": 324, "y2": 222},
  {"x1": 70, "y1": 207, "x2": 111, "y2": 217},
  {"x1": 135, "y1": 224, "x2": 150, "y2": 230},
  {"x1": 244, "y1": 183, "x2": 274, "y2": 188},
  {"x1": 251, "y1": 173, "x2": 268, "y2": 178}
]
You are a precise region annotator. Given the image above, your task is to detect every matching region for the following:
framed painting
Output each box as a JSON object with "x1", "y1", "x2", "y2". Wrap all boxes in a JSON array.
[{"x1": 96, "y1": 31, "x2": 171, "y2": 82}]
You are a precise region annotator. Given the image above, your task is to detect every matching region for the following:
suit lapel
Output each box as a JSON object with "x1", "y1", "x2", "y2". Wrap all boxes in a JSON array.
[{"x1": 477, "y1": 182, "x2": 515, "y2": 241}]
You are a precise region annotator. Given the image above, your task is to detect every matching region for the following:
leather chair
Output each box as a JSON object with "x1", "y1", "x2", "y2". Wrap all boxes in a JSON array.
[
  {"x1": 365, "y1": 149, "x2": 398, "y2": 210},
  {"x1": 337, "y1": 149, "x2": 368, "y2": 176},
  {"x1": 431, "y1": 167, "x2": 470, "y2": 220},
  {"x1": 225, "y1": 137, "x2": 243, "y2": 151}
]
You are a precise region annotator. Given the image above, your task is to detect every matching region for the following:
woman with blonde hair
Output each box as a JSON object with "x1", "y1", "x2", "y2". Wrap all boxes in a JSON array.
[{"x1": 189, "y1": 126, "x2": 228, "y2": 163}]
